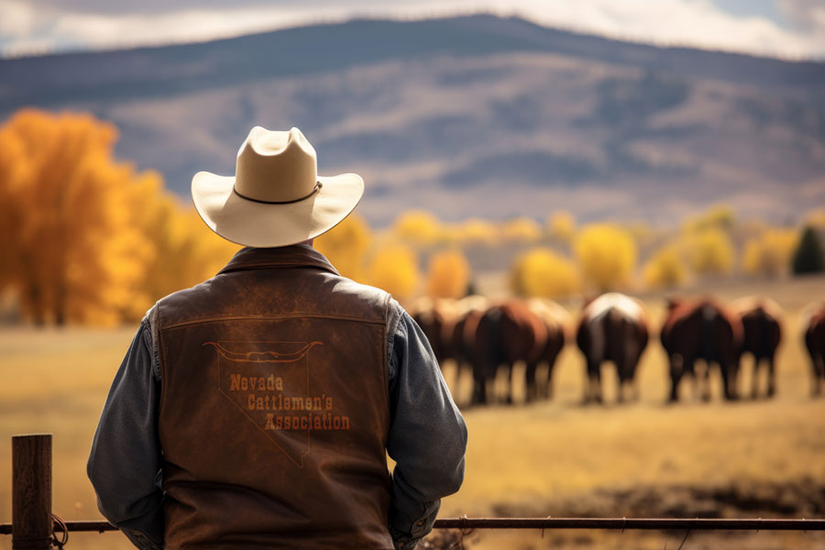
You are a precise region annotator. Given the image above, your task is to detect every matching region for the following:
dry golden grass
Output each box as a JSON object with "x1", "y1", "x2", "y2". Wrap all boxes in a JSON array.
[{"x1": 1, "y1": 276, "x2": 824, "y2": 549}]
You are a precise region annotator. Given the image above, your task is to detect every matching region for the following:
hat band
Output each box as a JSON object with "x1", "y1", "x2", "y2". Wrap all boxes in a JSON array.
[{"x1": 233, "y1": 182, "x2": 323, "y2": 205}]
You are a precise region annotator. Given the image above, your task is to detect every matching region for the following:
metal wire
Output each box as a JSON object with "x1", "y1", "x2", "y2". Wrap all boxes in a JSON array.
[{"x1": 2, "y1": 517, "x2": 824, "y2": 536}]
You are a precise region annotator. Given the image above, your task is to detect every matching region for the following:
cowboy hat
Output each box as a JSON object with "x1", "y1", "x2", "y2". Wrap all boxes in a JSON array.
[{"x1": 191, "y1": 126, "x2": 364, "y2": 247}]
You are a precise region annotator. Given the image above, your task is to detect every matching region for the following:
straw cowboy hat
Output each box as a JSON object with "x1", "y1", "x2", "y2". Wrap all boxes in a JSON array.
[{"x1": 192, "y1": 126, "x2": 364, "y2": 247}]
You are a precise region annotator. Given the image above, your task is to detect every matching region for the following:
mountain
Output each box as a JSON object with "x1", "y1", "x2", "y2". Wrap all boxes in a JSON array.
[{"x1": 1, "y1": 14, "x2": 824, "y2": 225}]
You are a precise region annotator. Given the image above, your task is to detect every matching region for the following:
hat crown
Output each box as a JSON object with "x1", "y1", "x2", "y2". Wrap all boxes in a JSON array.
[{"x1": 234, "y1": 126, "x2": 318, "y2": 203}]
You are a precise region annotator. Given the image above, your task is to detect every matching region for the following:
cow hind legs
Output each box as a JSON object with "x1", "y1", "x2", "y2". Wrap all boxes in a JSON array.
[
  {"x1": 524, "y1": 362, "x2": 539, "y2": 404},
  {"x1": 668, "y1": 355, "x2": 684, "y2": 403},
  {"x1": 722, "y1": 360, "x2": 740, "y2": 401},
  {"x1": 750, "y1": 357, "x2": 761, "y2": 400},
  {"x1": 812, "y1": 356, "x2": 825, "y2": 398},
  {"x1": 583, "y1": 361, "x2": 603, "y2": 405}
]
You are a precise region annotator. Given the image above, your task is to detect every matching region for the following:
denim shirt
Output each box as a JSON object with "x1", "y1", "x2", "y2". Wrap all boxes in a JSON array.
[{"x1": 87, "y1": 297, "x2": 467, "y2": 550}]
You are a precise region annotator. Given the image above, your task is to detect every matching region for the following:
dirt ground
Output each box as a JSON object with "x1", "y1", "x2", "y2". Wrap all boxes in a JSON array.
[{"x1": 1, "y1": 275, "x2": 824, "y2": 549}]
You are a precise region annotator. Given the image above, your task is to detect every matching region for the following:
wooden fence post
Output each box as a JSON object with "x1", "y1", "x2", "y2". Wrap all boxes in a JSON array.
[{"x1": 12, "y1": 434, "x2": 53, "y2": 550}]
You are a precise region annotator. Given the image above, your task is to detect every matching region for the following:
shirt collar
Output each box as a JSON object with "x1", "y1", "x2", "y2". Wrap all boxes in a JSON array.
[{"x1": 217, "y1": 244, "x2": 340, "y2": 276}]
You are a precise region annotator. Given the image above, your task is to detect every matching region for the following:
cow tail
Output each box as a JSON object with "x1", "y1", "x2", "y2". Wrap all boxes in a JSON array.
[{"x1": 701, "y1": 305, "x2": 717, "y2": 360}]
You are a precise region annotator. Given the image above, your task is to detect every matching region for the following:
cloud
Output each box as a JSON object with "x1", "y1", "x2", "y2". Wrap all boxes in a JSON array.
[
  {"x1": 1, "y1": 0, "x2": 824, "y2": 59},
  {"x1": 779, "y1": 0, "x2": 825, "y2": 31}
]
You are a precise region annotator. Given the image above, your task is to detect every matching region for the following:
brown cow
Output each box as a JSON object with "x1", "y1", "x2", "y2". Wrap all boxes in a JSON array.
[
  {"x1": 660, "y1": 297, "x2": 743, "y2": 402},
  {"x1": 802, "y1": 302, "x2": 825, "y2": 397},
  {"x1": 439, "y1": 296, "x2": 489, "y2": 405},
  {"x1": 470, "y1": 300, "x2": 546, "y2": 405},
  {"x1": 408, "y1": 297, "x2": 447, "y2": 366},
  {"x1": 526, "y1": 298, "x2": 570, "y2": 400},
  {"x1": 576, "y1": 293, "x2": 649, "y2": 404},
  {"x1": 731, "y1": 297, "x2": 783, "y2": 399}
]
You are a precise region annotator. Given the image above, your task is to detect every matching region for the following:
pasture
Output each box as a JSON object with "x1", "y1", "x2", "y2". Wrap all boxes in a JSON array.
[{"x1": 1, "y1": 276, "x2": 824, "y2": 549}]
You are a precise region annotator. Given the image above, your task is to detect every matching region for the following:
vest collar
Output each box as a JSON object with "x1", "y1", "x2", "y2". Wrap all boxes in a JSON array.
[{"x1": 218, "y1": 244, "x2": 340, "y2": 276}]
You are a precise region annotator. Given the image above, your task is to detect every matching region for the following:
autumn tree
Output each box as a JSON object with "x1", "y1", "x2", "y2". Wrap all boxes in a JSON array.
[
  {"x1": 365, "y1": 245, "x2": 420, "y2": 300},
  {"x1": 510, "y1": 248, "x2": 578, "y2": 298},
  {"x1": 425, "y1": 249, "x2": 471, "y2": 299},
  {"x1": 805, "y1": 208, "x2": 825, "y2": 231},
  {"x1": 742, "y1": 227, "x2": 798, "y2": 278},
  {"x1": 392, "y1": 210, "x2": 442, "y2": 248},
  {"x1": 0, "y1": 109, "x2": 152, "y2": 326},
  {"x1": 0, "y1": 109, "x2": 243, "y2": 326},
  {"x1": 682, "y1": 227, "x2": 735, "y2": 277},
  {"x1": 574, "y1": 224, "x2": 637, "y2": 291},
  {"x1": 501, "y1": 217, "x2": 542, "y2": 243},
  {"x1": 546, "y1": 211, "x2": 576, "y2": 243},
  {"x1": 314, "y1": 213, "x2": 372, "y2": 280},
  {"x1": 454, "y1": 218, "x2": 499, "y2": 247},
  {"x1": 792, "y1": 226, "x2": 825, "y2": 275},
  {"x1": 683, "y1": 204, "x2": 735, "y2": 232},
  {"x1": 643, "y1": 246, "x2": 686, "y2": 289},
  {"x1": 125, "y1": 171, "x2": 239, "y2": 320}
]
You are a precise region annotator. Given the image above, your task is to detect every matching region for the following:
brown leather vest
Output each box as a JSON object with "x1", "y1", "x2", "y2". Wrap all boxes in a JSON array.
[{"x1": 154, "y1": 245, "x2": 394, "y2": 549}]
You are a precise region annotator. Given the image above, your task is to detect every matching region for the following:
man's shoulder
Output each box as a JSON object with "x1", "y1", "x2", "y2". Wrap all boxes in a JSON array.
[
  {"x1": 147, "y1": 270, "x2": 400, "y2": 328},
  {"x1": 321, "y1": 274, "x2": 398, "y2": 322}
]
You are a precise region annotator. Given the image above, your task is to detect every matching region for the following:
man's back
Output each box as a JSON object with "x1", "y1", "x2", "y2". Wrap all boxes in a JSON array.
[
  {"x1": 88, "y1": 126, "x2": 467, "y2": 550},
  {"x1": 154, "y1": 244, "x2": 394, "y2": 549}
]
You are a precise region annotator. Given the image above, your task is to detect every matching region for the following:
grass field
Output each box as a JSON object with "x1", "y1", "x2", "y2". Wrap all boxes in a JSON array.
[{"x1": 1, "y1": 276, "x2": 824, "y2": 549}]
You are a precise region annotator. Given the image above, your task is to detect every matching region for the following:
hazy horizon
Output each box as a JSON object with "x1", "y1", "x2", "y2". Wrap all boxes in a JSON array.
[{"x1": 2, "y1": 0, "x2": 824, "y2": 61}]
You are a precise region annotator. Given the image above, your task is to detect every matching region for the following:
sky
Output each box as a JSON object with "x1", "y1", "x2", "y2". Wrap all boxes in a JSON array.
[{"x1": 0, "y1": 0, "x2": 824, "y2": 59}]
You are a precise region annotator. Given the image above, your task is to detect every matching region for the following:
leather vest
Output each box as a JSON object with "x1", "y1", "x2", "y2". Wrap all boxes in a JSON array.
[{"x1": 153, "y1": 245, "x2": 394, "y2": 549}]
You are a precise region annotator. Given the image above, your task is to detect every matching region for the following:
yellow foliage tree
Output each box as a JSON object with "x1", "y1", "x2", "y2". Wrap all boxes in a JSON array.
[
  {"x1": 454, "y1": 218, "x2": 499, "y2": 246},
  {"x1": 683, "y1": 204, "x2": 735, "y2": 232},
  {"x1": 0, "y1": 108, "x2": 242, "y2": 326},
  {"x1": 510, "y1": 248, "x2": 579, "y2": 298},
  {"x1": 742, "y1": 227, "x2": 798, "y2": 278},
  {"x1": 425, "y1": 249, "x2": 471, "y2": 299},
  {"x1": 0, "y1": 109, "x2": 153, "y2": 326},
  {"x1": 392, "y1": 210, "x2": 441, "y2": 247},
  {"x1": 314, "y1": 213, "x2": 372, "y2": 280},
  {"x1": 125, "y1": 171, "x2": 239, "y2": 320},
  {"x1": 643, "y1": 246, "x2": 686, "y2": 289},
  {"x1": 546, "y1": 211, "x2": 576, "y2": 243},
  {"x1": 365, "y1": 245, "x2": 420, "y2": 299},
  {"x1": 682, "y1": 227, "x2": 735, "y2": 277},
  {"x1": 502, "y1": 217, "x2": 542, "y2": 243},
  {"x1": 805, "y1": 208, "x2": 825, "y2": 230},
  {"x1": 574, "y1": 224, "x2": 637, "y2": 291}
]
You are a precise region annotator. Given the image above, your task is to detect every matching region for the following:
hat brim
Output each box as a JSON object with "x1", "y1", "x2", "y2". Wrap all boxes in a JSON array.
[{"x1": 192, "y1": 171, "x2": 364, "y2": 247}]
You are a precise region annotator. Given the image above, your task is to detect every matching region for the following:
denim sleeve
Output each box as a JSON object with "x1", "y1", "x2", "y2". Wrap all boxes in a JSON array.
[
  {"x1": 87, "y1": 317, "x2": 165, "y2": 550},
  {"x1": 386, "y1": 300, "x2": 468, "y2": 549}
]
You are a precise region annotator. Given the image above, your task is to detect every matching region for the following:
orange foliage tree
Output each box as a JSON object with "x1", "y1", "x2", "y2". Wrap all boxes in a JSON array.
[
  {"x1": 126, "y1": 171, "x2": 238, "y2": 320},
  {"x1": 425, "y1": 249, "x2": 471, "y2": 299},
  {"x1": 0, "y1": 110, "x2": 152, "y2": 325},
  {"x1": 0, "y1": 109, "x2": 239, "y2": 326}
]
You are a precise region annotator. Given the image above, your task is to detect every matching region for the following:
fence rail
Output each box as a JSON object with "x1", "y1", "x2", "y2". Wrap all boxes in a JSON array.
[
  {"x1": 4, "y1": 434, "x2": 825, "y2": 548},
  {"x1": 3, "y1": 516, "x2": 825, "y2": 537}
]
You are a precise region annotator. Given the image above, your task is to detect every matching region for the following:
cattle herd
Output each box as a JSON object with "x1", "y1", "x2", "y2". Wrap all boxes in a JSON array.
[{"x1": 409, "y1": 294, "x2": 825, "y2": 407}]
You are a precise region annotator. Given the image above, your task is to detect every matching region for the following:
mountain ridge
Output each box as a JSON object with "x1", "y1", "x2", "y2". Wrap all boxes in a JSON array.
[{"x1": 1, "y1": 14, "x2": 823, "y2": 225}]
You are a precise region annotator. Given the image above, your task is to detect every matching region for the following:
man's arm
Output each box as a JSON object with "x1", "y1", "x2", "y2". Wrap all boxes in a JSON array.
[
  {"x1": 87, "y1": 316, "x2": 165, "y2": 550},
  {"x1": 386, "y1": 300, "x2": 468, "y2": 549}
]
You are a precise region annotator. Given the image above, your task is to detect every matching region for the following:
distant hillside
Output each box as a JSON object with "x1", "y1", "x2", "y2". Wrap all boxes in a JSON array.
[{"x1": 1, "y1": 14, "x2": 824, "y2": 225}]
